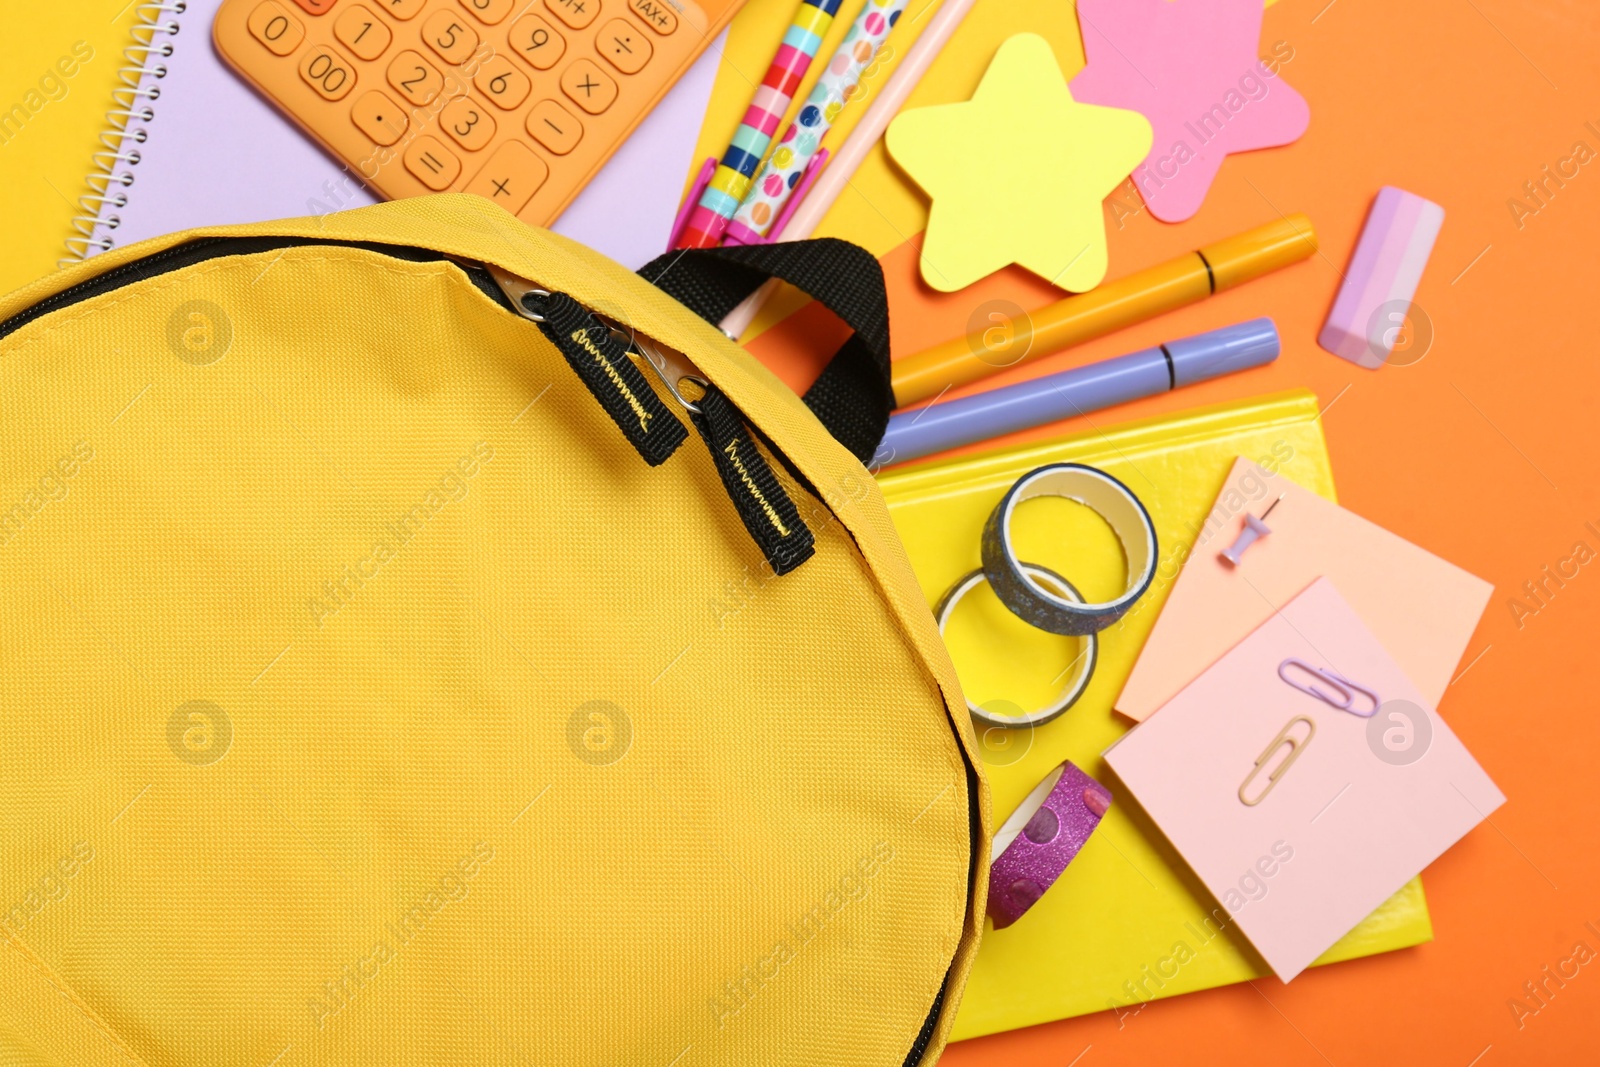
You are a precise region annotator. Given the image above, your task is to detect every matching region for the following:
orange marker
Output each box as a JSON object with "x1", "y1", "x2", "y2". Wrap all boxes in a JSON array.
[{"x1": 891, "y1": 214, "x2": 1318, "y2": 408}]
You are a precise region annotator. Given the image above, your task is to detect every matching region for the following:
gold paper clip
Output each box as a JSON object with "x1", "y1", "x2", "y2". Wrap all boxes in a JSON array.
[{"x1": 1238, "y1": 715, "x2": 1316, "y2": 807}]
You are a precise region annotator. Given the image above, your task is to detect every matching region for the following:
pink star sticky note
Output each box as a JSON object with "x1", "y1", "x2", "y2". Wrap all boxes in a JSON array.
[{"x1": 1070, "y1": 0, "x2": 1310, "y2": 223}]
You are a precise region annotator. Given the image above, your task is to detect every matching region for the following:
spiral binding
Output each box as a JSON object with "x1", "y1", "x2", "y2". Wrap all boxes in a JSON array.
[{"x1": 61, "y1": 1, "x2": 187, "y2": 266}]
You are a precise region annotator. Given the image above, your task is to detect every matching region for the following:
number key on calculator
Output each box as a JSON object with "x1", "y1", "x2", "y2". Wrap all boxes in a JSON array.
[{"x1": 215, "y1": 0, "x2": 746, "y2": 227}]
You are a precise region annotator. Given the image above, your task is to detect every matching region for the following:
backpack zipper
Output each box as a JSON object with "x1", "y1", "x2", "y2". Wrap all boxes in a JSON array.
[
  {"x1": 0, "y1": 236, "x2": 814, "y2": 573},
  {"x1": 485, "y1": 264, "x2": 815, "y2": 575},
  {"x1": 481, "y1": 263, "x2": 690, "y2": 468},
  {"x1": 0, "y1": 236, "x2": 521, "y2": 341}
]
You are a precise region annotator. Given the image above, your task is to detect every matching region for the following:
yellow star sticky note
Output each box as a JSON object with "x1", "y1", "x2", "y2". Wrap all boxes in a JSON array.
[{"x1": 887, "y1": 33, "x2": 1154, "y2": 293}]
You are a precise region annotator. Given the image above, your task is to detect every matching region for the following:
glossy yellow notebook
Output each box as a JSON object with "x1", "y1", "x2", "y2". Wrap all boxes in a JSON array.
[{"x1": 876, "y1": 390, "x2": 1433, "y2": 1040}]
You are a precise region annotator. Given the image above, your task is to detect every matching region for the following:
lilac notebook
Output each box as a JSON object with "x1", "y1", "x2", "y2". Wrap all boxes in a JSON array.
[{"x1": 76, "y1": 0, "x2": 721, "y2": 270}]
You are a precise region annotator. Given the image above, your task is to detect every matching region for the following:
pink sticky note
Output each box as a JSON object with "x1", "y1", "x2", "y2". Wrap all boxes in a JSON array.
[
  {"x1": 1319, "y1": 186, "x2": 1446, "y2": 369},
  {"x1": 1116, "y1": 457, "x2": 1492, "y2": 723},
  {"x1": 1070, "y1": 0, "x2": 1310, "y2": 223},
  {"x1": 1106, "y1": 578, "x2": 1505, "y2": 981}
]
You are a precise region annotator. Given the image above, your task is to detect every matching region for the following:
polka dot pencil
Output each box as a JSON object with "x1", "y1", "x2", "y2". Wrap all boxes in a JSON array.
[
  {"x1": 674, "y1": 0, "x2": 847, "y2": 249},
  {"x1": 727, "y1": 0, "x2": 907, "y2": 245}
]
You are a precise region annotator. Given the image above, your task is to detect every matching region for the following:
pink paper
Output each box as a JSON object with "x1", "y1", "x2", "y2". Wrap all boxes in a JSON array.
[
  {"x1": 1070, "y1": 0, "x2": 1310, "y2": 223},
  {"x1": 1105, "y1": 578, "x2": 1505, "y2": 981},
  {"x1": 1117, "y1": 457, "x2": 1493, "y2": 722}
]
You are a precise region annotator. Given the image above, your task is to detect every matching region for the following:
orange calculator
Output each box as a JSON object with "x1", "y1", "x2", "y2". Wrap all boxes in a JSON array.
[{"x1": 214, "y1": 0, "x2": 744, "y2": 227}]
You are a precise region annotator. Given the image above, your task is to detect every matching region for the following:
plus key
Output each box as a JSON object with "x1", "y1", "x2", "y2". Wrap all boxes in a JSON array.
[{"x1": 463, "y1": 141, "x2": 549, "y2": 215}]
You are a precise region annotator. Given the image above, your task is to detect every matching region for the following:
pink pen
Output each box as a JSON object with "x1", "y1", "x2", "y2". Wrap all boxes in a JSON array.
[{"x1": 716, "y1": 0, "x2": 982, "y2": 338}]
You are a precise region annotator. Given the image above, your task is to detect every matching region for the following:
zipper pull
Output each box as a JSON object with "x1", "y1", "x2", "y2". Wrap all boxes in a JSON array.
[
  {"x1": 486, "y1": 264, "x2": 813, "y2": 574},
  {"x1": 618, "y1": 331, "x2": 815, "y2": 574},
  {"x1": 685, "y1": 385, "x2": 816, "y2": 576},
  {"x1": 488, "y1": 265, "x2": 687, "y2": 467}
]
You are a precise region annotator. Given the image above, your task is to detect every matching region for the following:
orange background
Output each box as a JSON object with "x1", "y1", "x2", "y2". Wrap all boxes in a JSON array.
[
  {"x1": 3, "y1": 0, "x2": 1596, "y2": 1061},
  {"x1": 746, "y1": 0, "x2": 1600, "y2": 1062}
]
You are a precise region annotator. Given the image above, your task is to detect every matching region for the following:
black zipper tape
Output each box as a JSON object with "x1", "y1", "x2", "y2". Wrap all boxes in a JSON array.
[
  {"x1": 690, "y1": 386, "x2": 814, "y2": 575},
  {"x1": 0, "y1": 237, "x2": 496, "y2": 341},
  {"x1": 522, "y1": 290, "x2": 688, "y2": 467}
]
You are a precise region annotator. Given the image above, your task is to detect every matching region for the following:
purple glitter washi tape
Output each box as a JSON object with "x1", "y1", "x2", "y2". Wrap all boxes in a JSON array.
[{"x1": 987, "y1": 761, "x2": 1112, "y2": 929}]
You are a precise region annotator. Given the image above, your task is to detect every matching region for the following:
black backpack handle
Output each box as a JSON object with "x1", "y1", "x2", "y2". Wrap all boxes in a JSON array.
[{"x1": 639, "y1": 238, "x2": 894, "y2": 464}]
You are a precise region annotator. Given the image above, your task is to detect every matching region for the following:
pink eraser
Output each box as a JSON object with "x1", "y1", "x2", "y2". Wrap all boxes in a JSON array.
[{"x1": 1319, "y1": 186, "x2": 1445, "y2": 369}]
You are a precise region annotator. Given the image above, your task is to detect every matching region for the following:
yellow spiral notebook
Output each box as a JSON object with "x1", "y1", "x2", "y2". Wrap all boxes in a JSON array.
[{"x1": 876, "y1": 390, "x2": 1432, "y2": 1040}]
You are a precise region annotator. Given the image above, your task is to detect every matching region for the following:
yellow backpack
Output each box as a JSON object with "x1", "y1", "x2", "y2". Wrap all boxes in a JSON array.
[{"x1": 0, "y1": 195, "x2": 987, "y2": 1067}]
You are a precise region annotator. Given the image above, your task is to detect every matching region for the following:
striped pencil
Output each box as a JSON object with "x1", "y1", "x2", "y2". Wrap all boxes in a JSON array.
[
  {"x1": 727, "y1": 0, "x2": 908, "y2": 244},
  {"x1": 674, "y1": 0, "x2": 847, "y2": 249}
]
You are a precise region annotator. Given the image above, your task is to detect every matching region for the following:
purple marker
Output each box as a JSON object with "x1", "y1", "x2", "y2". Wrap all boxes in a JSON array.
[{"x1": 877, "y1": 318, "x2": 1279, "y2": 466}]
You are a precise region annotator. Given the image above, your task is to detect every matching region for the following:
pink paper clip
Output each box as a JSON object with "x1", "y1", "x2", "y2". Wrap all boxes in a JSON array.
[
  {"x1": 1277, "y1": 658, "x2": 1381, "y2": 717},
  {"x1": 668, "y1": 157, "x2": 718, "y2": 251},
  {"x1": 723, "y1": 149, "x2": 831, "y2": 247}
]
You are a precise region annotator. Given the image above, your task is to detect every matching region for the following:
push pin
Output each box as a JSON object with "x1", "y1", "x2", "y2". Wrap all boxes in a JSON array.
[{"x1": 1220, "y1": 495, "x2": 1283, "y2": 566}]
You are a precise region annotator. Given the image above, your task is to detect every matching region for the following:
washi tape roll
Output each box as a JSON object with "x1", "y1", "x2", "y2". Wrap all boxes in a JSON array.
[
  {"x1": 988, "y1": 760, "x2": 1112, "y2": 929},
  {"x1": 980, "y1": 463, "x2": 1157, "y2": 636},
  {"x1": 935, "y1": 564, "x2": 1098, "y2": 729}
]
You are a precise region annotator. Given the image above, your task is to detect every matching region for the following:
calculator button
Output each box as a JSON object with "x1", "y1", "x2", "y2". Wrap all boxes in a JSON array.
[
  {"x1": 473, "y1": 55, "x2": 531, "y2": 110},
  {"x1": 350, "y1": 90, "x2": 408, "y2": 145},
  {"x1": 404, "y1": 136, "x2": 462, "y2": 189},
  {"x1": 464, "y1": 141, "x2": 548, "y2": 214},
  {"x1": 440, "y1": 97, "x2": 497, "y2": 151},
  {"x1": 525, "y1": 99, "x2": 582, "y2": 155},
  {"x1": 334, "y1": 5, "x2": 391, "y2": 60},
  {"x1": 387, "y1": 50, "x2": 445, "y2": 105},
  {"x1": 545, "y1": 0, "x2": 599, "y2": 31},
  {"x1": 597, "y1": 19, "x2": 651, "y2": 74},
  {"x1": 421, "y1": 10, "x2": 479, "y2": 66},
  {"x1": 247, "y1": 2, "x2": 305, "y2": 55},
  {"x1": 290, "y1": 0, "x2": 335, "y2": 15},
  {"x1": 560, "y1": 59, "x2": 617, "y2": 114},
  {"x1": 626, "y1": 0, "x2": 675, "y2": 34},
  {"x1": 299, "y1": 45, "x2": 357, "y2": 100},
  {"x1": 457, "y1": 0, "x2": 513, "y2": 25},
  {"x1": 507, "y1": 14, "x2": 566, "y2": 71},
  {"x1": 381, "y1": 0, "x2": 427, "y2": 19}
]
